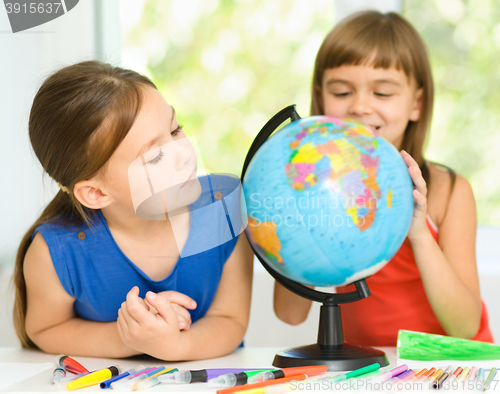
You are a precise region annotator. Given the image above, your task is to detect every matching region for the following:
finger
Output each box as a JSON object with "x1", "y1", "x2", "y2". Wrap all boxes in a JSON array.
[
  {"x1": 117, "y1": 307, "x2": 130, "y2": 333},
  {"x1": 125, "y1": 289, "x2": 150, "y2": 325},
  {"x1": 410, "y1": 166, "x2": 427, "y2": 196},
  {"x1": 138, "y1": 296, "x2": 150, "y2": 312},
  {"x1": 171, "y1": 304, "x2": 191, "y2": 330},
  {"x1": 413, "y1": 189, "x2": 427, "y2": 213},
  {"x1": 146, "y1": 292, "x2": 179, "y2": 326},
  {"x1": 157, "y1": 291, "x2": 197, "y2": 310},
  {"x1": 171, "y1": 304, "x2": 192, "y2": 326},
  {"x1": 120, "y1": 301, "x2": 139, "y2": 327}
]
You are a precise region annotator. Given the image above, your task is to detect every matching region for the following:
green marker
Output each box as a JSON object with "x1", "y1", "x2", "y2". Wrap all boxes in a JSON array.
[
  {"x1": 208, "y1": 370, "x2": 272, "y2": 388},
  {"x1": 482, "y1": 368, "x2": 497, "y2": 392},
  {"x1": 329, "y1": 363, "x2": 381, "y2": 383}
]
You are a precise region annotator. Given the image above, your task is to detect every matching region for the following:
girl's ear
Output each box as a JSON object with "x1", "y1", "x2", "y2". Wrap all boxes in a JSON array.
[
  {"x1": 73, "y1": 179, "x2": 114, "y2": 209},
  {"x1": 409, "y1": 87, "x2": 424, "y2": 122}
]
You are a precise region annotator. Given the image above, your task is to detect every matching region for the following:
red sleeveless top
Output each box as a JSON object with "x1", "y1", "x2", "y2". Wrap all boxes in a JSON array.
[{"x1": 336, "y1": 217, "x2": 494, "y2": 346}]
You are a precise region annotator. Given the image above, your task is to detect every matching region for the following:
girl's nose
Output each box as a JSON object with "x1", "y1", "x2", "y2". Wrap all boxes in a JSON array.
[
  {"x1": 174, "y1": 139, "x2": 192, "y2": 170},
  {"x1": 348, "y1": 94, "x2": 373, "y2": 116}
]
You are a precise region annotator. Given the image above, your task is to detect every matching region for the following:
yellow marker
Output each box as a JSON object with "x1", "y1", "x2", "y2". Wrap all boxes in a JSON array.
[
  {"x1": 427, "y1": 369, "x2": 443, "y2": 386},
  {"x1": 132, "y1": 368, "x2": 172, "y2": 391},
  {"x1": 67, "y1": 365, "x2": 123, "y2": 390}
]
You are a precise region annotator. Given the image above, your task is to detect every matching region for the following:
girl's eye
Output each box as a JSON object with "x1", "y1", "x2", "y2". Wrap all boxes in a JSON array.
[
  {"x1": 147, "y1": 149, "x2": 164, "y2": 165},
  {"x1": 171, "y1": 124, "x2": 183, "y2": 136},
  {"x1": 375, "y1": 93, "x2": 393, "y2": 97},
  {"x1": 333, "y1": 92, "x2": 351, "y2": 97}
]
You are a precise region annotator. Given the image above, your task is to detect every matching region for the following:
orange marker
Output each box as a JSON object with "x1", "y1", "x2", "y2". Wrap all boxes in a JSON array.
[
  {"x1": 410, "y1": 368, "x2": 428, "y2": 381},
  {"x1": 427, "y1": 369, "x2": 444, "y2": 385},
  {"x1": 417, "y1": 367, "x2": 436, "y2": 381},
  {"x1": 217, "y1": 374, "x2": 307, "y2": 394}
]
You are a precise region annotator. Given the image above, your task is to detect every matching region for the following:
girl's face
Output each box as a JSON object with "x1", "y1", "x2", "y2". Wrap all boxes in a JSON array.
[
  {"x1": 320, "y1": 63, "x2": 423, "y2": 149},
  {"x1": 103, "y1": 86, "x2": 201, "y2": 217}
]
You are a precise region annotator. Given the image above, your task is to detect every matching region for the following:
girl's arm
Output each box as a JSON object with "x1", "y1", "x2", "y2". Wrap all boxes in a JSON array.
[
  {"x1": 117, "y1": 232, "x2": 254, "y2": 360},
  {"x1": 274, "y1": 282, "x2": 313, "y2": 325},
  {"x1": 403, "y1": 152, "x2": 482, "y2": 338},
  {"x1": 24, "y1": 233, "x2": 139, "y2": 357}
]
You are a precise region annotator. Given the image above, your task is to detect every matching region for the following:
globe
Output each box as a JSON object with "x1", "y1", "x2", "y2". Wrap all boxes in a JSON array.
[{"x1": 242, "y1": 115, "x2": 414, "y2": 288}]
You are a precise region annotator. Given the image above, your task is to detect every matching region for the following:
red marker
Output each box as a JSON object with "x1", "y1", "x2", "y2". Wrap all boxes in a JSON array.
[
  {"x1": 449, "y1": 366, "x2": 463, "y2": 381},
  {"x1": 217, "y1": 374, "x2": 308, "y2": 394},
  {"x1": 56, "y1": 355, "x2": 89, "y2": 374},
  {"x1": 248, "y1": 365, "x2": 328, "y2": 383}
]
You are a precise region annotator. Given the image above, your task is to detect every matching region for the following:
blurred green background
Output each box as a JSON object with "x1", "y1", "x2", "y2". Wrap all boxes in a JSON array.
[{"x1": 121, "y1": 0, "x2": 500, "y2": 225}]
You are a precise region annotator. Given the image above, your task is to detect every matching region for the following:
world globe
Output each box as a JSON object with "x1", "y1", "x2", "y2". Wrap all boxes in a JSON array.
[{"x1": 242, "y1": 115, "x2": 414, "y2": 288}]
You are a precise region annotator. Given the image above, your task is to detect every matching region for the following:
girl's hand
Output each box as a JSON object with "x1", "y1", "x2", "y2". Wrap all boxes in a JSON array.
[
  {"x1": 146, "y1": 290, "x2": 196, "y2": 331},
  {"x1": 401, "y1": 150, "x2": 430, "y2": 241},
  {"x1": 117, "y1": 286, "x2": 183, "y2": 356}
]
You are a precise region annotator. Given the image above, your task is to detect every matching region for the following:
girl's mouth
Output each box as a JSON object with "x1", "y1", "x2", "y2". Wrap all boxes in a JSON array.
[{"x1": 181, "y1": 169, "x2": 197, "y2": 188}]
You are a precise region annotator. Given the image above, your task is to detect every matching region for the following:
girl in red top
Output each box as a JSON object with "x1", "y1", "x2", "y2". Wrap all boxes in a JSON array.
[{"x1": 274, "y1": 11, "x2": 493, "y2": 345}]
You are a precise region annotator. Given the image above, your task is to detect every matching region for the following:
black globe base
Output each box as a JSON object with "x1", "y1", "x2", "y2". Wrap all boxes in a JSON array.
[{"x1": 273, "y1": 343, "x2": 389, "y2": 371}]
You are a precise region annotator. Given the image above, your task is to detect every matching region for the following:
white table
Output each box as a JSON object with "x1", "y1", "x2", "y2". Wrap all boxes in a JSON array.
[{"x1": 0, "y1": 346, "x2": 397, "y2": 392}]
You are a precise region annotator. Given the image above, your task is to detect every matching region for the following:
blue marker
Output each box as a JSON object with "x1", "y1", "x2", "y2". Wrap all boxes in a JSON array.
[{"x1": 100, "y1": 365, "x2": 145, "y2": 389}]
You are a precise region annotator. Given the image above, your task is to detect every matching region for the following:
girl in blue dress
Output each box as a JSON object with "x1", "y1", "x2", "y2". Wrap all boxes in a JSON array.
[{"x1": 13, "y1": 61, "x2": 254, "y2": 360}]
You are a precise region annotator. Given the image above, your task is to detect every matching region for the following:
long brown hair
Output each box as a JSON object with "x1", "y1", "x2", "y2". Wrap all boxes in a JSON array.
[
  {"x1": 13, "y1": 61, "x2": 156, "y2": 347},
  {"x1": 310, "y1": 11, "x2": 434, "y2": 185}
]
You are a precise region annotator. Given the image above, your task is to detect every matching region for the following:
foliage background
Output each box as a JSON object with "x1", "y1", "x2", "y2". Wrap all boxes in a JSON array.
[{"x1": 121, "y1": 0, "x2": 500, "y2": 224}]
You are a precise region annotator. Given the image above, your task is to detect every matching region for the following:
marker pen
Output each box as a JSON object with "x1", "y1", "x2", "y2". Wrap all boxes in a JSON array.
[
  {"x1": 446, "y1": 366, "x2": 462, "y2": 383},
  {"x1": 482, "y1": 368, "x2": 497, "y2": 391},
  {"x1": 100, "y1": 365, "x2": 145, "y2": 389},
  {"x1": 133, "y1": 368, "x2": 177, "y2": 391},
  {"x1": 417, "y1": 367, "x2": 436, "y2": 382},
  {"x1": 52, "y1": 366, "x2": 66, "y2": 383},
  {"x1": 67, "y1": 365, "x2": 124, "y2": 390},
  {"x1": 216, "y1": 374, "x2": 308, "y2": 394},
  {"x1": 371, "y1": 364, "x2": 408, "y2": 383},
  {"x1": 248, "y1": 366, "x2": 328, "y2": 384},
  {"x1": 160, "y1": 369, "x2": 265, "y2": 384},
  {"x1": 426, "y1": 368, "x2": 444, "y2": 387},
  {"x1": 433, "y1": 365, "x2": 453, "y2": 390},
  {"x1": 467, "y1": 366, "x2": 478, "y2": 382},
  {"x1": 475, "y1": 368, "x2": 485, "y2": 387},
  {"x1": 456, "y1": 366, "x2": 470, "y2": 382},
  {"x1": 408, "y1": 368, "x2": 427, "y2": 383},
  {"x1": 56, "y1": 355, "x2": 89, "y2": 374},
  {"x1": 208, "y1": 370, "x2": 270, "y2": 388},
  {"x1": 122, "y1": 366, "x2": 169, "y2": 390},
  {"x1": 110, "y1": 367, "x2": 156, "y2": 390}
]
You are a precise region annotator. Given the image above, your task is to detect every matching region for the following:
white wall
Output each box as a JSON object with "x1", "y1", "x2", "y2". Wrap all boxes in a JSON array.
[{"x1": 0, "y1": 1, "x2": 96, "y2": 269}]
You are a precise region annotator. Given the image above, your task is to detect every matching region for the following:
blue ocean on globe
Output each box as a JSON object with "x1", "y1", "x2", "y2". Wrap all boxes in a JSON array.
[{"x1": 242, "y1": 116, "x2": 414, "y2": 287}]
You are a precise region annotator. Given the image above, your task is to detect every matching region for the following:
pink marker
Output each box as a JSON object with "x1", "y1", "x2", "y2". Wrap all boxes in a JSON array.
[
  {"x1": 372, "y1": 365, "x2": 408, "y2": 383},
  {"x1": 468, "y1": 366, "x2": 478, "y2": 381},
  {"x1": 110, "y1": 367, "x2": 156, "y2": 390}
]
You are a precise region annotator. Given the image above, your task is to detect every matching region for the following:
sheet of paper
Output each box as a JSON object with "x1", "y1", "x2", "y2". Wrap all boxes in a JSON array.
[{"x1": 0, "y1": 362, "x2": 53, "y2": 390}]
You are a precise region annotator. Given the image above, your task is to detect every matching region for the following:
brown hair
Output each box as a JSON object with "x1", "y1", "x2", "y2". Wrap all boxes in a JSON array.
[
  {"x1": 310, "y1": 11, "x2": 434, "y2": 185},
  {"x1": 13, "y1": 60, "x2": 156, "y2": 347}
]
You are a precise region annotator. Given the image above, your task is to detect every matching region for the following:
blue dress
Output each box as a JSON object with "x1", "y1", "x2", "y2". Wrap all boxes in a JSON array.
[{"x1": 33, "y1": 174, "x2": 243, "y2": 323}]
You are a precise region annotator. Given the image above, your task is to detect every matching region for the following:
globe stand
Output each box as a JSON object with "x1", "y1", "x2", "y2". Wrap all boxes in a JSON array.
[
  {"x1": 241, "y1": 104, "x2": 389, "y2": 371},
  {"x1": 272, "y1": 285, "x2": 389, "y2": 371}
]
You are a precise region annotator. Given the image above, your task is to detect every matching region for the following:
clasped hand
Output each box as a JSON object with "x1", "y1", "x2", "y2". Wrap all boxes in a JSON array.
[{"x1": 117, "y1": 286, "x2": 196, "y2": 355}]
